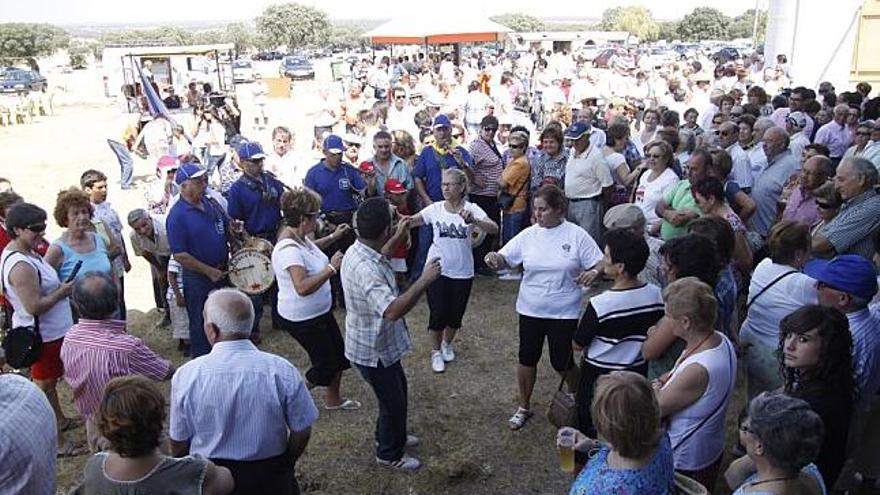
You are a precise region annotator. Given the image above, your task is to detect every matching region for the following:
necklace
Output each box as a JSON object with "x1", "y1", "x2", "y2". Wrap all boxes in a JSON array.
[{"x1": 658, "y1": 331, "x2": 714, "y2": 387}]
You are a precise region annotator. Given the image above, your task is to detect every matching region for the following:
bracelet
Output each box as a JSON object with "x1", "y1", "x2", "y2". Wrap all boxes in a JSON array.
[{"x1": 327, "y1": 264, "x2": 338, "y2": 275}]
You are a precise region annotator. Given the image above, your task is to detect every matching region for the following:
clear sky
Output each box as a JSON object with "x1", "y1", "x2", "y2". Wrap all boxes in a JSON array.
[{"x1": 2, "y1": 0, "x2": 762, "y2": 25}]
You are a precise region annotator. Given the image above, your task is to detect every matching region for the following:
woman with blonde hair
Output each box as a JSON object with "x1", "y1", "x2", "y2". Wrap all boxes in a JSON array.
[
  {"x1": 271, "y1": 187, "x2": 360, "y2": 410},
  {"x1": 559, "y1": 371, "x2": 674, "y2": 494},
  {"x1": 499, "y1": 131, "x2": 531, "y2": 245},
  {"x1": 656, "y1": 277, "x2": 737, "y2": 489},
  {"x1": 408, "y1": 168, "x2": 498, "y2": 373},
  {"x1": 391, "y1": 129, "x2": 418, "y2": 169}
]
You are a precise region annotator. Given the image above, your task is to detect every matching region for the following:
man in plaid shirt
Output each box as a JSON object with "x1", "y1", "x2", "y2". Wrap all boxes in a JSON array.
[{"x1": 341, "y1": 198, "x2": 440, "y2": 471}]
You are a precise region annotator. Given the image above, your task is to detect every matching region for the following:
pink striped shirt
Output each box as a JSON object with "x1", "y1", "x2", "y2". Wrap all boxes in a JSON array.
[{"x1": 60, "y1": 319, "x2": 170, "y2": 419}]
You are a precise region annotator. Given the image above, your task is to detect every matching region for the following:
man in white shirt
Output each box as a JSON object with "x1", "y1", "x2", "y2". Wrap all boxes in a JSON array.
[
  {"x1": 170, "y1": 288, "x2": 318, "y2": 494},
  {"x1": 265, "y1": 126, "x2": 305, "y2": 188},
  {"x1": 718, "y1": 122, "x2": 754, "y2": 192},
  {"x1": 563, "y1": 121, "x2": 614, "y2": 246}
]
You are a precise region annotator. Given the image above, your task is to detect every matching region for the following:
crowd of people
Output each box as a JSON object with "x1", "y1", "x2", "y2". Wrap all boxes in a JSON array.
[{"x1": 2, "y1": 43, "x2": 880, "y2": 495}]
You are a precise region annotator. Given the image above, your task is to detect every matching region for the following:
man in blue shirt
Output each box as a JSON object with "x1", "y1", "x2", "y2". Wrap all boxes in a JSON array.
[
  {"x1": 365, "y1": 130, "x2": 413, "y2": 197},
  {"x1": 166, "y1": 162, "x2": 235, "y2": 357},
  {"x1": 304, "y1": 134, "x2": 366, "y2": 307},
  {"x1": 410, "y1": 115, "x2": 475, "y2": 278},
  {"x1": 227, "y1": 141, "x2": 285, "y2": 341}
]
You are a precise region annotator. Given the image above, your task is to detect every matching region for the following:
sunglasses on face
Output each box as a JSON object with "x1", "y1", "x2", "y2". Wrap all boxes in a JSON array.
[
  {"x1": 816, "y1": 201, "x2": 837, "y2": 209},
  {"x1": 25, "y1": 223, "x2": 47, "y2": 233},
  {"x1": 483, "y1": 127, "x2": 498, "y2": 132},
  {"x1": 509, "y1": 144, "x2": 525, "y2": 149},
  {"x1": 395, "y1": 95, "x2": 406, "y2": 100}
]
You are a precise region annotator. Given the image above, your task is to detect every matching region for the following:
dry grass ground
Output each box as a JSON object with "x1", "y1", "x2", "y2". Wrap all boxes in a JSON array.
[{"x1": 51, "y1": 276, "x2": 747, "y2": 495}]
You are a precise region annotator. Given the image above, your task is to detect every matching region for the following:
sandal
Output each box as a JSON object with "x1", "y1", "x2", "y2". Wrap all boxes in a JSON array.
[
  {"x1": 508, "y1": 407, "x2": 533, "y2": 430},
  {"x1": 57, "y1": 441, "x2": 89, "y2": 458},
  {"x1": 325, "y1": 398, "x2": 362, "y2": 411},
  {"x1": 59, "y1": 417, "x2": 83, "y2": 432}
]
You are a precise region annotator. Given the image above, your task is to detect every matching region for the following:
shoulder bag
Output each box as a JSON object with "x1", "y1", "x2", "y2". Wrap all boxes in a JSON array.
[
  {"x1": 498, "y1": 175, "x2": 528, "y2": 211},
  {"x1": 746, "y1": 270, "x2": 798, "y2": 311},
  {"x1": 0, "y1": 252, "x2": 43, "y2": 369}
]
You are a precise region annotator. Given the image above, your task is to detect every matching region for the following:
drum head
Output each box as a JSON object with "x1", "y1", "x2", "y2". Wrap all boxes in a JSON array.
[
  {"x1": 244, "y1": 237, "x2": 273, "y2": 257},
  {"x1": 228, "y1": 248, "x2": 275, "y2": 294},
  {"x1": 470, "y1": 225, "x2": 486, "y2": 248}
]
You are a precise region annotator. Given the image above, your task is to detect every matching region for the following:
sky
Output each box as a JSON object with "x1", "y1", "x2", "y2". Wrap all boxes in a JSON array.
[{"x1": 2, "y1": 0, "x2": 762, "y2": 25}]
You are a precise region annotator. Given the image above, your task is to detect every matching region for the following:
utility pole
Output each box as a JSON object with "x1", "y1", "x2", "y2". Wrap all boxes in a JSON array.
[{"x1": 752, "y1": 0, "x2": 762, "y2": 47}]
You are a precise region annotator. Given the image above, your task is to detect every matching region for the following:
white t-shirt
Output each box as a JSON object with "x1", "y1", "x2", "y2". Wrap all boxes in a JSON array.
[
  {"x1": 604, "y1": 151, "x2": 628, "y2": 185},
  {"x1": 272, "y1": 238, "x2": 332, "y2": 322},
  {"x1": 498, "y1": 221, "x2": 603, "y2": 319},
  {"x1": 419, "y1": 201, "x2": 488, "y2": 279},
  {"x1": 1, "y1": 250, "x2": 73, "y2": 342},
  {"x1": 635, "y1": 168, "x2": 679, "y2": 227},
  {"x1": 740, "y1": 259, "x2": 818, "y2": 348}
]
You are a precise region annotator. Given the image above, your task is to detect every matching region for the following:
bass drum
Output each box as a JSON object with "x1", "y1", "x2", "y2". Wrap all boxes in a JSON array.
[{"x1": 227, "y1": 248, "x2": 275, "y2": 295}]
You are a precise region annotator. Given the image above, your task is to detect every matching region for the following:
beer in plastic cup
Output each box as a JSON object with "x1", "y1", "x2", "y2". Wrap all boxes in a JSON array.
[{"x1": 558, "y1": 430, "x2": 575, "y2": 473}]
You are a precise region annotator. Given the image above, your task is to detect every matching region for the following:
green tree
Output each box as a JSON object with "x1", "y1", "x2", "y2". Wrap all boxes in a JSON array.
[
  {"x1": 728, "y1": 9, "x2": 768, "y2": 43},
  {"x1": 0, "y1": 23, "x2": 70, "y2": 66},
  {"x1": 256, "y1": 2, "x2": 331, "y2": 50},
  {"x1": 677, "y1": 7, "x2": 730, "y2": 41},
  {"x1": 100, "y1": 27, "x2": 194, "y2": 46},
  {"x1": 657, "y1": 20, "x2": 680, "y2": 42},
  {"x1": 595, "y1": 6, "x2": 659, "y2": 42},
  {"x1": 491, "y1": 13, "x2": 545, "y2": 32},
  {"x1": 327, "y1": 25, "x2": 366, "y2": 50},
  {"x1": 68, "y1": 39, "x2": 96, "y2": 69},
  {"x1": 225, "y1": 22, "x2": 254, "y2": 57}
]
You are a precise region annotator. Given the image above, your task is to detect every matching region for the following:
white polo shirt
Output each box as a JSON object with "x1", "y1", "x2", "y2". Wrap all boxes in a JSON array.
[{"x1": 564, "y1": 144, "x2": 613, "y2": 199}]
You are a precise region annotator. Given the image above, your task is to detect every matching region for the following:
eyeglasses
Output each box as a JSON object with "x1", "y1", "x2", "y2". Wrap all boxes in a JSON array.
[
  {"x1": 25, "y1": 223, "x2": 46, "y2": 233},
  {"x1": 346, "y1": 143, "x2": 361, "y2": 148}
]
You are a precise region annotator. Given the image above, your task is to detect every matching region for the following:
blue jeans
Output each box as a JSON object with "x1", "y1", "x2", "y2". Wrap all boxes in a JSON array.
[
  {"x1": 182, "y1": 271, "x2": 226, "y2": 357},
  {"x1": 355, "y1": 360, "x2": 408, "y2": 462},
  {"x1": 106, "y1": 139, "x2": 133, "y2": 188},
  {"x1": 502, "y1": 210, "x2": 527, "y2": 246}
]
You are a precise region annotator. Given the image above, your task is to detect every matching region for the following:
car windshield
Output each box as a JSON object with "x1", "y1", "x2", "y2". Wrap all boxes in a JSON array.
[
  {"x1": 233, "y1": 60, "x2": 251, "y2": 68},
  {"x1": 284, "y1": 57, "x2": 309, "y2": 66},
  {"x1": 0, "y1": 70, "x2": 27, "y2": 81}
]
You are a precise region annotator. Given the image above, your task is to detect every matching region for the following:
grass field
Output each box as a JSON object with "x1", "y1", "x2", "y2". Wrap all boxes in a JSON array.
[{"x1": 52, "y1": 276, "x2": 747, "y2": 494}]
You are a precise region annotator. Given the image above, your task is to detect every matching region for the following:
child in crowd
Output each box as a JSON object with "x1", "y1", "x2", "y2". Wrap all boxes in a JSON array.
[
  {"x1": 384, "y1": 178, "x2": 413, "y2": 290},
  {"x1": 166, "y1": 257, "x2": 190, "y2": 356}
]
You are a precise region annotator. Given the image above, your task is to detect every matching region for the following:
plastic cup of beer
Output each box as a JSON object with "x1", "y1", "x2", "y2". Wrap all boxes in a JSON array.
[{"x1": 558, "y1": 430, "x2": 576, "y2": 473}]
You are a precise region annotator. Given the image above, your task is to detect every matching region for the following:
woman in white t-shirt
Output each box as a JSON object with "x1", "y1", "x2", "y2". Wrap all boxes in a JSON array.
[
  {"x1": 409, "y1": 169, "x2": 498, "y2": 374},
  {"x1": 634, "y1": 141, "x2": 679, "y2": 235},
  {"x1": 485, "y1": 185, "x2": 603, "y2": 430},
  {"x1": 1, "y1": 202, "x2": 82, "y2": 455},
  {"x1": 271, "y1": 187, "x2": 360, "y2": 411}
]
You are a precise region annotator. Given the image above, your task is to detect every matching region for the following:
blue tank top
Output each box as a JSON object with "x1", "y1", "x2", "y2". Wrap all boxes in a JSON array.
[{"x1": 53, "y1": 232, "x2": 112, "y2": 281}]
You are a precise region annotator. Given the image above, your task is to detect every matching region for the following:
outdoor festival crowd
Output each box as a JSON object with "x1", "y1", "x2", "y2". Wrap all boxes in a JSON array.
[{"x1": 2, "y1": 45, "x2": 880, "y2": 495}]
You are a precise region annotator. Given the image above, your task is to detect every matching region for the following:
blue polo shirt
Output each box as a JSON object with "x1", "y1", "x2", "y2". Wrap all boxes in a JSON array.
[
  {"x1": 412, "y1": 145, "x2": 474, "y2": 201},
  {"x1": 304, "y1": 160, "x2": 366, "y2": 212},
  {"x1": 167, "y1": 196, "x2": 228, "y2": 268},
  {"x1": 227, "y1": 172, "x2": 284, "y2": 235}
]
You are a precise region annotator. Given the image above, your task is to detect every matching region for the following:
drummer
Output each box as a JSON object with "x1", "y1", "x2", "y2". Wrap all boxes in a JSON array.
[
  {"x1": 227, "y1": 141, "x2": 285, "y2": 342},
  {"x1": 304, "y1": 134, "x2": 366, "y2": 306},
  {"x1": 166, "y1": 162, "x2": 237, "y2": 358}
]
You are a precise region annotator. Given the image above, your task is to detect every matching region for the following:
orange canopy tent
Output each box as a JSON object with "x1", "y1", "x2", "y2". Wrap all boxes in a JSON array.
[{"x1": 363, "y1": 16, "x2": 511, "y2": 45}]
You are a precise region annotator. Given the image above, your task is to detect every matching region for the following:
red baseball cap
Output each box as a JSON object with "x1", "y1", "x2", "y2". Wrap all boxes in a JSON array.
[
  {"x1": 359, "y1": 161, "x2": 375, "y2": 173},
  {"x1": 385, "y1": 178, "x2": 407, "y2": 194}
]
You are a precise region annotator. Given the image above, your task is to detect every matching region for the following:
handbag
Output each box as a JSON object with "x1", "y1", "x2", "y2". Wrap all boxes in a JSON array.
[
  {"x1": 498, "y1": 177, "x2": 528, "y2": 211},
  {"x1": 547, "y1": 376, "x2": 577, "y2": 428},
  {"x1": 0, "y1": 251, "x2": 43, "y2": 369}
]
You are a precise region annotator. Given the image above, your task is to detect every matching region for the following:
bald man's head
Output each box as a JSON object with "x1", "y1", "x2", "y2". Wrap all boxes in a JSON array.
[{"x1": 204, "y1": 288, "x2": 254, "y2": 340}]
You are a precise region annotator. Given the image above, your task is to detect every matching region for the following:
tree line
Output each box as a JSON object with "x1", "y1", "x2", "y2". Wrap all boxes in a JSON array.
[{"x1": 0, "y1": 4, "x2": 767, "y2": 70}]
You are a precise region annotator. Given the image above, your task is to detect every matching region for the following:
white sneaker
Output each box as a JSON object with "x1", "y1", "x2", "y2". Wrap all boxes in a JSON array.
[
  {"x1": 441, "y1": 341, "x2": 455, "y2": 362},
  {"x1": 376, "y1": 454, "x2": 421, "y2": 471},
  {"x1": 431, "y1": 350, "x2": 445, "y2": 373},
  {"x1": 405, "y1": 434, "x2": 420, "y2": 448},
  {"x1": 499, "y1": 271, "x2": 521, "y2": 280}
]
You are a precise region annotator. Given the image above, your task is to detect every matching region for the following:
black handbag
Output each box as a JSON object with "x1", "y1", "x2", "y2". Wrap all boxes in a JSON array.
[
  {"x1": 1, "y1": 252, "x2": 43, "y2": 369},
  {"x1": 498, "y1": 178, "x2": 528, "y2": 211}
]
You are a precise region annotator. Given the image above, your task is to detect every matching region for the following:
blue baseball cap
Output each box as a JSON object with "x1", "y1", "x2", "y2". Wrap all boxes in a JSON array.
[
  {"x1": 565, "y1": 121, "x2": 591, "y2": 140},
  {"x1": 236, "y1": 141, "x2": 266, "y2": 161},
  {"x1": 322, "y1": 134, "x2": 345, "y2": 154},
  {"x1": 432, "y1": 114, "x2": 452, "y2": 129},
  {"x1": 174, "y1": 162, "x2": 207, "y2": 185},
  {"x1": 805, "y1": 255, "x2": 879, "y2": 300}
]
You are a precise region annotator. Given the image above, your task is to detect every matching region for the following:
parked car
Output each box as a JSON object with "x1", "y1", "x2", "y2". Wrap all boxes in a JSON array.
[
  {"x1": 253, "y1": 51, "x2": 285, "y2": 61},
  {"x1": 0, "y1": 68, "x2": 47, "y2": 93},
  {"x1": 232, "y1": 59, "x2": 256, "y2": 83},
  {"x1": 279, "y1": 56, "x2": 315, "y2": 80},
  {"x1": 712, "y1": 47, "x2": 742, "y2": 65}
]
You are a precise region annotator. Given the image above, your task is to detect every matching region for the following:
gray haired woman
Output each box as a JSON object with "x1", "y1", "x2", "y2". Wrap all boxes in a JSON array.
[{"x1": 726, "y1": 392, "x2": 827, "y2": 495}]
